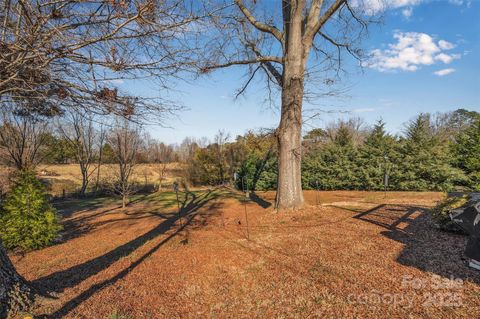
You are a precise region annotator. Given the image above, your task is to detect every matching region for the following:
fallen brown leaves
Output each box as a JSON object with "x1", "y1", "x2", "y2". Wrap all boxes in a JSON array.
[{"x1": 10, "y1": 190, "x2": 480, "y2": 318}]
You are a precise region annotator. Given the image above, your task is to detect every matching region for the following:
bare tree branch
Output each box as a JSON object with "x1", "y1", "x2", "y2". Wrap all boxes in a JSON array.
[
  {"x1": 234, "y1": 0, "x2": 283, "y2": 43},
  {"x1": 0, "y1": 0, "x2": 196, "y2": 122},
  {"x1": 311, "y1": 0, "x2": 347, "y2": 38}
]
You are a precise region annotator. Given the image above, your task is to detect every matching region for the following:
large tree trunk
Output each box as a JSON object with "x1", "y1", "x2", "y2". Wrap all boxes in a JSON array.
[
  {"x1": 276, "y1": 74, "x2": 305, "y2": 210},
  {"x1": 0, "y1": 241, "x2": 36, "y2": 318},
  {"x1": 275, "y1": 6, "x2": 306, "y2": 210}
]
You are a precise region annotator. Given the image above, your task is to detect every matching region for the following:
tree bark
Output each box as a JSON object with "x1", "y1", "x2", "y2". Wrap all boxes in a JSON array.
[
  {"x1": 122, "y1": 194, "x2": 127, "y2": 209},
  {"x1": 80, "y1": 165, "x2": 89, "y2": 196},
  {"x1": 0, "y1": 241, "x2": 36, "y2": 318},
  {"x1": 157, "y1": 163, "x2": 167, "y2": 193},
  {"x1": 95, "y1": 144, "x2": 104, "y2": 195},
  {"x1": 276, "y1": 74, "x2": 305, "y2": 210},
  {"x1": 275, "y1": 4, "x2": 306, "y2": 210}
]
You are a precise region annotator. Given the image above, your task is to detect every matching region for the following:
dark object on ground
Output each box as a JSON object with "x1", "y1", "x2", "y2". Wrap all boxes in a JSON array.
[{"x1": 450, "y1": 193, "x2": 480, "y2": 270}]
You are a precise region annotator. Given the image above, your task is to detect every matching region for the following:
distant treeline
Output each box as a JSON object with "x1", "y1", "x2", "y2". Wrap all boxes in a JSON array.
[
  {"x1": 4, "y1": 108, "x2": 478, "y2": 193},
  {"x1": 185, "y1": 109, "x2": 479, "y2": 192}
]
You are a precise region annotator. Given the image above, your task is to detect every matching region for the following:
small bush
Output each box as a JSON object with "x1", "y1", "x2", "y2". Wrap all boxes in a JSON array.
[
  {"x1": 431, "y1": 195, "x2": 468, "y2": 233},
  {"x1": 0, "y1": 170, "x2": 62, "y2": 251}
]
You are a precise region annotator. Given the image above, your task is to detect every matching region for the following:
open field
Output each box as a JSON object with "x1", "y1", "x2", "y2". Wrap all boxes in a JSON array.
[
  {"x1": 9, "y1": 189, "x2": 480, "y2": 318},
  {"x1": 0, "y1": 164, "x2": 185, "y2": 196}
]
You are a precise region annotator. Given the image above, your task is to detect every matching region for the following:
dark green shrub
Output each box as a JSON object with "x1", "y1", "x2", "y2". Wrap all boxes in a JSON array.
[
  {"x1": 0, "y1": 170, "x2": 62, "y2": 251},
  {"x1": 236, "y1": 153, "x2": 277, "y2": 191},
  {"x1": 431, "y1": 195, "x2": 468, "y2": 233},
  {"x1": 452, "y1": 118, "x2": 480, "y2": 191}
]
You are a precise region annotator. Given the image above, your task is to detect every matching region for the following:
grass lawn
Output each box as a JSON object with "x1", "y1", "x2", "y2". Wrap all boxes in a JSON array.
[{"x1": 10, "y1": 189, "x2": 480, "y2": 318}]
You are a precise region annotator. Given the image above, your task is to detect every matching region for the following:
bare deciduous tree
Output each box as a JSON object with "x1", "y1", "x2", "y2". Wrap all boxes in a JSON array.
[
  {"x1": 196, "y1": 0, "x2": 370, "y2": 209},
  {"x1": 155, "y1": 162, "x2": 168, "y2": 193},
  {"x1": 0, "y1": 0, "x2": 197, "y2": 121},
  {"x1": 94, "y1": 124, "x2": 107, "y2": 194},
  {"x1": 56, "y1": 110, "x2": 101, "y2": 196},
  {"x1": 212, "y1": 130, "x2": 230, "y2": 185},
  {"x1": 109, "y1": 118, "x2": 143, "y2": 208},
  {"x1": 325, "y1": 117, "x2": 367, "y2": 146},
  {"x1": 0, "y1": 110, "x2": 48, "y2": 170},
  {"x1": 146, "y1": 138, "x2": 175, "y2": 192},
  {"x1": 176, "y1": 137, "x2": 201, "y2": 163},
  {"x1": 0, "y1": 0, "x2": 199, "y2": 315}
]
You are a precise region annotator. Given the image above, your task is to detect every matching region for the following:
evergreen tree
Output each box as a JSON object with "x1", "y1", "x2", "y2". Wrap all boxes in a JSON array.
[
  {"x1": 396, "y1": 114, "x2": 464, "y2": 191},
  {"x1": 235, "y1": 131, "x2": 277, "y2": 191},
  {"x1": 452, "y1": 118, "x2": 480, "y2": 190},
  {"x1": 188, "y1": 110, "x2": 478, "y2": 192},
  {"x1": 303, "y1": 125, "x2": 362, "y2": 190},
  {"x1": 100, "y1": 143, "x2": 116, "y2": 164},
  {"x1": 237, "y1": 153, "x2": 277, "y2": 191},
  {"x1": 188, "y1": 147, "x2": 224, "y2": 187},
  {"x1": 334, "y1": 125, "x2": 354, "y2": 147},
  {"x1": 358, "y1": 120, "x2": 398, "y2": 190},
  {"x1": 42, "y1": 133, "x2": 76, "y2": 164},
  {"x1": 0, "y1": 170, "x2": 62, "y2": 251}
]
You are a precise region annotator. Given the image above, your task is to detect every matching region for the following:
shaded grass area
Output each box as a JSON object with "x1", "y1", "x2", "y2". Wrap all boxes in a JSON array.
[
  {"x1": 54, "y1": 188, "x2": 244, "y2": 217},
  {"x1": 53, "y1": 196, "x2": 118, "y2": 217},
  {"x1": 35, "y1": 189, "x2": 224, "y2": 318},
  {"x1": 53, "y1": 188, "x2": 245, "y2": 242}
]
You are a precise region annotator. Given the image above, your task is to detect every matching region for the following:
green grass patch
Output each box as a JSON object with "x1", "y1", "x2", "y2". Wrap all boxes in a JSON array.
[{"x1": 107, "y1": 311, "x2": 134, "y2": 319}]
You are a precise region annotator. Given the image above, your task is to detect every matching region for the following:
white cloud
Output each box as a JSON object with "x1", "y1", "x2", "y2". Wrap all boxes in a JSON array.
[
  {"x1": 434, "y1": 53, "x2": 460, "y2": 64},
  {"x1": 448, "y1": 0, "x2": 473, "y2": 6},
  {"x1": 438, "y1": 40, "x2": 455, "y2": 50},
  {"x1": 351, "y1": 0, "x2": 422, "y2": 15},
  {"x1": 353, "y1": 0, "x2": 469, "y2": 15},
  {"x1": 366, "y1": 32, "x2": 461, "y2": 72},
  {"x1": 350, "y1": 0, "x2": 385, "y2": 14},
  {"x1": 402, "y1": 7, "x2": 413, "y2": 18},
  {"x1": 434, "y1": 68, "x2": 456, "y2": 76}
]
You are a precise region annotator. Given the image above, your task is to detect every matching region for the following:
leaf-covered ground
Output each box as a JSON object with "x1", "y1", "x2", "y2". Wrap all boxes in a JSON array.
[{"x1": 10, "y1": 190, "x2": 480, "y2": 318}]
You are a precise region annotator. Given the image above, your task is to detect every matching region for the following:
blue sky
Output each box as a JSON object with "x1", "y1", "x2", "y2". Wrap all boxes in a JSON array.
[{"x1": 136, "y1": 0, "x2": 480, "y2": 144}]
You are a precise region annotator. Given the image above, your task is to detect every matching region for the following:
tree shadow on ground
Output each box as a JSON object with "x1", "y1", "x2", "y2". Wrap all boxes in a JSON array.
[
  {"x1": 34, "y1": 189, "x2": 224, "y2": 318},
  {"x1": 249, "y1": 192, "x2": 272, "y2": 209},
  {"x1": 352, "y1": 204, "x2": 480, "y2": 284},
  {"x1": 59, "y1": 205, "x2": 124, "y2": 241},
  {"x1": 56, "y1": 190, "x2": 204, "y2": 242},
  {"x1": 53, "y1": 196, "x2": 118, "y2": 219}
]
